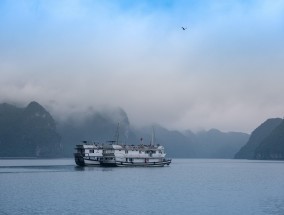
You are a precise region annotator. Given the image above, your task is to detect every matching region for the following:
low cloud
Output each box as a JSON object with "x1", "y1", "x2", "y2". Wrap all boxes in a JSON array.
[{"x1": 1, "y1": 0, "x2": 284, "y2": 133}]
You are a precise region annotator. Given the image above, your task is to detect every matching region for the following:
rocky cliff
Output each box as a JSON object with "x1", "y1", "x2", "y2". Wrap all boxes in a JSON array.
[
  {"x1": 235, "y1": 118, "x2": 283, "y2": 159},
  {"x1": 0, "y1": 101, "x2": 61, "y2": 157},
  {"x1": 254, "y1": 120, "x2": 284, "y2": 160}
]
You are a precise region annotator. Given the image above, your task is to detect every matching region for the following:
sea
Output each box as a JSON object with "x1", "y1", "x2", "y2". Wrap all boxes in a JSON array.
[{"x1": 0, "y1": 159, "x2": 284, "y2": 215}]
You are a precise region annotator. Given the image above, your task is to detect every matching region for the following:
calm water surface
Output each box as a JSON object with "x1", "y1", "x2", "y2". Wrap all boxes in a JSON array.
[{"x1": 0, "y1": 159, "x2": 284, "y2": 215}]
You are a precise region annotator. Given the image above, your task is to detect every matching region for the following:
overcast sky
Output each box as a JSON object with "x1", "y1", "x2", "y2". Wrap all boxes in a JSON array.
[{"x1": 0, "y1": 0, "x2": 284, "y2": 133}]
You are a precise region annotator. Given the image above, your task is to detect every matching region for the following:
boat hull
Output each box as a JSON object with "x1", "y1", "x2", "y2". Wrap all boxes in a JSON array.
[
  {"x1": 115, "y1": 159, "x2": 171, "y2": 167},
  {"x1": 75, "y1": 152, "x2": 172, "y2": 167},
  {"x1": 74, "y1": 153, "x2": 101, "y2": 166}
]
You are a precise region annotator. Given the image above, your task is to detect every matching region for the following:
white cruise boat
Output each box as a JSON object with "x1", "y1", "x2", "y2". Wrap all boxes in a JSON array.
[
  {"x1": 74, "y1": 142, "x2": 171, "y2": 167},
  {"x1": 74, "y1": 132, "x2": 171, "y2": 167},
  {"x1": 74, "y1": 141, "x2": 103, "y2": 166},
  {"x1": 74, "y1": 125, "x2": 171, "y2": 167},
  {"x1": 100, "y1": 143, "x2": 171, "y2": 167}
]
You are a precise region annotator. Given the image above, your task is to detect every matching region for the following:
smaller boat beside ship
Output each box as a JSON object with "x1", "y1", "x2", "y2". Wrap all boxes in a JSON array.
[
  {"x1": 74, "y1": 129, "x2": 171, "y2": 167},
  {"x1": 74, "y1": 141, "x2": 103, "y2": 166}
]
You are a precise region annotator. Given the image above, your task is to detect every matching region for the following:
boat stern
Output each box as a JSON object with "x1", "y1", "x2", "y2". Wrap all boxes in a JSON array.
[{"x1": 74, "y1": 152, "x2": 85, "y2": 166}]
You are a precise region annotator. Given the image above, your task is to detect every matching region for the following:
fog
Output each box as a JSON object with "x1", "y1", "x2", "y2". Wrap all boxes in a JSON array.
[{"x1": 1, "y1": 0, "x2": 284, "y2": 133}]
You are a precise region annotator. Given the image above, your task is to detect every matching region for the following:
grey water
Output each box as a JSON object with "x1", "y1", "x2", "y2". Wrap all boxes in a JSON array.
[{"x1": 0, "y1": 159, "x2": 284, "y2": 215}]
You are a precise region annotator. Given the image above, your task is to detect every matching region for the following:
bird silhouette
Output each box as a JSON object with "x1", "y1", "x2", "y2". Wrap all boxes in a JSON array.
[{"x1": 181, "y1": 27, "x2": 187, "y2": 30}]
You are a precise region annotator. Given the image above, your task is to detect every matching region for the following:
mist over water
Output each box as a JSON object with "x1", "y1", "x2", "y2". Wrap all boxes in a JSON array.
[{"x1": 1, "y1": 159, "x2": 284, "y2": 215}]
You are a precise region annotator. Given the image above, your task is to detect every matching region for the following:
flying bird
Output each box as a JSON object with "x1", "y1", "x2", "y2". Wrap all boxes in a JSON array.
[{"x1": 181, "y1": 27, "x2": 187, "y2": 30}]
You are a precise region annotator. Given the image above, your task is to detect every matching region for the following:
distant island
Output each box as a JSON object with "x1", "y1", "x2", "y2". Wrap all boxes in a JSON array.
[
  {"x1": 1, "y1": 101, "x2": 283, "y2": 160},
  {"x1": 235, "y1": 118, "x2": 284, "y2": 160},
  {"x1": 0, "y1": 101, "x2": 61, "y2": 157}
]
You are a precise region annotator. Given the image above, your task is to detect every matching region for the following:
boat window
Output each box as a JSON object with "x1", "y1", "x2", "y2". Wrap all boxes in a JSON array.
[
  {"x1": 125, "y1": 150, "x2": 128, "y2": 154},
  {"x1": 89, "y1": 150, "x2": 94, "y2": 153}
]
